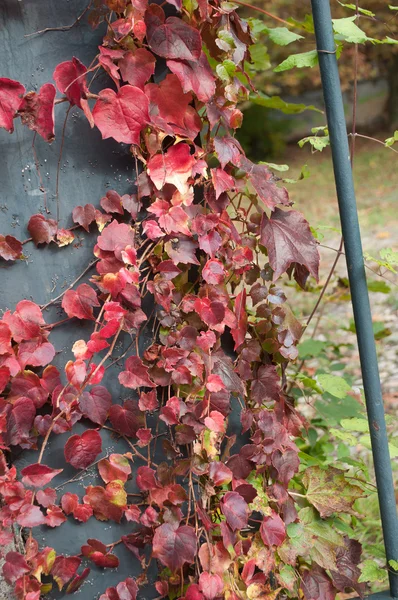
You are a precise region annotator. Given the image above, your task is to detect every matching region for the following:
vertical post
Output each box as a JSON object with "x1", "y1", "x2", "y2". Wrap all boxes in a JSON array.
[{"x1": 310, "y1": 1, "x2": 398, "y2": 597}]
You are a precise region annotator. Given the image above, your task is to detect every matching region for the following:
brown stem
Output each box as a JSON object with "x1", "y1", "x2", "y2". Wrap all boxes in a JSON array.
[
  {"x1": 232, "y1": 0, "x2": 294, "y2": 27},
  {"x1": 40, "y1": 258, "x2": 99, "y2": 310},
  {"x1": 24, "y1": 1, "x2": 92, "y2": 37}
]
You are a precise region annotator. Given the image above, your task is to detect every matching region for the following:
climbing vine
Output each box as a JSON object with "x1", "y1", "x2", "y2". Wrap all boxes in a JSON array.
[{"x1": 0, "y1": 1, "x2": 396, "y2": 599}]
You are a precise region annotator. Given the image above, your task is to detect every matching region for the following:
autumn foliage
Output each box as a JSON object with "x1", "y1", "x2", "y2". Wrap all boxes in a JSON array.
[{"x1": 0, "y1": 1, "x2": 368, "y2": 599}]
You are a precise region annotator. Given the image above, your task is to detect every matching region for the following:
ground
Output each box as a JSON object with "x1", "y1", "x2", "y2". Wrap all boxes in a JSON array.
[{"x1": 285, "y1": 133, "x2": 398, "y2": 406}]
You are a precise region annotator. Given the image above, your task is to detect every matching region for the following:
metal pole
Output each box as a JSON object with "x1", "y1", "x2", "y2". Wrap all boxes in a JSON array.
[{"x1": 310, "y1": 1, "x2": 398, "y2": 597}]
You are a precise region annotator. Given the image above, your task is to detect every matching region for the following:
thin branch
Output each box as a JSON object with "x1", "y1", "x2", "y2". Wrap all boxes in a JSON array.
[
  {"x1": 40, "y1": 258, "x2": 99, "y2": 310},
  {"x1": 232, "y1": 0, "x2": 293, "y2": 27},
  {"x1": 349, "y1": 132, "x2": 398, "y2": 154},
  {"x1": 24, "y1": 2, "x2": 92, "y2": 37}
]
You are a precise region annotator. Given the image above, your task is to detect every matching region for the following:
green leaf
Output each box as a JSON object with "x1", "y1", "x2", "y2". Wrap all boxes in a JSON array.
[
  {"x1": 315, "y1": 394, "x2": 363, "y2": 424},
  {"x1": 359, "y1": 559, "x2": 387, "y2": 583},
  {"x1": 338, "y1": 3, "x2": 375, "y2": 17},
  {"x1": 330, "y1": 428, "x2": 358, "y2": 446},
  {"x1": 341, "y1": 418, "x2": 369, "y2": 433},
  {"x1": 318, "y1": 374, "x2": 351, "y2": 398},
  {"x1": 298, "y1": 134, "x2": 330, "y2": 152},
  {"x1": 367, "y1": 280, "x2": 391, "y2": 294},
  {"x1": 280, "y1": 507, "x2": 344, "y2": 570},
  {"x1": 385, "y1": 130, "x2": 398, "y2": 146},
  {"x1": 383, "y1": 36, "x2": 398, "y2": 44},
  {"x1": 298, "y1": 340, "x2": 328, "y2": 358},
  {"x1": 284, "y1": 164, "x2": 310, "y2": 184},
  {"x1": 389, "y1": 4, "x2": 398, "y2": 9},
  {"x1": 251, "y1": 92, "x2": 322, "y2": 114},
  {"x1": 248, "y1": 44, "x2": 270, "y2": 71},
  {"x1": 183, "y1": 0, "x2": 198, "y2": 14},
  {"x1": 278, "y1": 565, "x2": 297, "y2": 591},
  {"x1": 332, "y1": 16, "x2": 369, "y2": 43},
  {"x1": 266, "y1": 27, "x2": 304, "y2": 46},
  {"x1": 216, "y1": 59, "x2": 236, "y2": 83},
  {"x1": 296, "y1": 373, "x2": 323, "y2": 393},
  {"x1": 380, "y1": 247, "x2": 398, "y2": 268},
  {"x1": 248, "y1": 17, "x2": 269, "y2": 38},
  {"x1": 274, "y1": 50, "x2": 318, "y2": 72},
  {"x1": 389, "y1": 559, "x2": 398, "y2": 571},
  {"x1": 303, "y1": 466, "x2": 365, "y2": 517}
]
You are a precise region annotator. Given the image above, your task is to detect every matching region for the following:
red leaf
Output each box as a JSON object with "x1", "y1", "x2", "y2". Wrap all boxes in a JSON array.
[
  {"x1": 138, "y1": 389, "x2": 159, "y2": 411},
  {"x1": 82, "y1": 539, "x2": 120, "y2": 568},
  {"x1": 202, "y1": 259, "x2": 226, "y2": 285},
  {"x1": 72, "y1": 204, "x2": 96, "y2": 231},
  {"x1": 3, "y1": 300, "x2": 45, "y2": 342},
  {"x1": 167, "y1": 52, "x2": 215, "y2": 102},
  {"x1": 239, "y1": 156, "x2": 290, "y2": 210},
  {"x1": 0, "y1": 235, "x2": 23, "y2": 261},
  {"x1": 93, "y1": 85, "x2": 149, "y2": 144},
  {"x1": 73, "y1": 503, "x2": 93, "y2": 523},
  {"x1": 146, "y1": 74, "x2": 201, "y2": 140},
  {"x1": 66, "y1": 567, "x2": 90, "y2": 594},
  {"x1": 147, "y1": 143, "x2": 195, "y2": 195},
  {"x1": 251, "y1": 364, "x2": 281, "y2": 405},
  {"x1": 97, "y1": 219, "x2": 135, "y2": 257},
  {"x1": 100, "y1": 577, "x2": 138, "y2": 600},
  {"x1": 79, "y1": 385, "x2": 112, "y2": 425},
  {"x1": 98, "y1": 454, "x2": 131, "y2": 483},
  {"x1": 119, "y1": 356, "x2": 156, "y2": 389},
  {"x1": 136, "y1": 466, "x2": 159, "y2": 491},
  {"x1": 64, "y1": 429, "x2": 102, "y2": 469},
  {"x1": 302, "y1": 566, "x2": 336, "y2": 600},
  {"x1": 84, "y1": 481, "x2": 127, "y2": 522},
  {"x1": 152, "y1": 522, "x2": 196, "y2": 572},
  {"x1": 16, "y1": 505, "x2": 46, "y2": 527},
  {"x1": 0, "y1": 366, "x2": 10, "y2": 393},
  {"x1": 231, "y1": 289, "x2": 247, "y2": 350},
  {"x1": 194, "y1": 298, "x2": 225, "y2": 328},
  {"x1": 211, "y1": 168, "x2": 235, "y2": 199},
  {"x1": 18, "y1": 83, "x2": 56, "y2": 142},
  {"x1": 36, "y1": 487, "x2": 57, "y2": 508},
  {"x1": 165, "y1": 236, "x2": 199, "y2": 265},
  {"x1": 8, "y1": 397, "x2": 36, "y2": 446},
  {"x1": 260, "y1": 511, "x2": 286, "y2": 547},
  {"x1": 119, "y1": 48, "x2": 156, "y2": 89},
  {"x1": 147, "y1": 13, "x2": 201, "y2": 61},
  {"x1": 0, "y1": 78, "x2": 25, "y2": 133},
  {"x1": 46, "y1": 505, "x2": 67, "y2": 527},
  {"x1": 53, "y1": 58, "x2": 88, "y2": 108},
  {"x1": 100, "y1": 190, "x2": 124, "y2": 214},
  {"x1": 51, "y1": 555, "x2": 81, "y2": 590},
  {"x1": 199, "y1": 572, "x2": 224, "y2": 600},
  {"x1": 62, "y1": 283, "x2": 100, "y2": 320},
  {"x1": 220, "y1": 491, "x2": 249, "y2": 531},
  {"x1": 260, "y1": 208, "x2": 319, "y2": 282},
  {"x1": 27, "y1": 214, "x2": 57, "y2": 245},
  {"x1": 109, "y1": 400, "x2": 144, "y2": 437},
  {"x1": 209, "y1": 462, "x2": 233, "y2": 486},
  {"x1": 17, "y1": 338, "x2": 55, "y2": 369},
  {"x1": 21, "y1": 464, "x2": 63, "y2": 488},
  {"x1": 0, "y1": 322, "x2": 12, "y2": 354},
  {"x1": 214, "y1": 136, "x2": 242, "y2": 169},
  {"x1": 2, "y1": 552, "x2": 30, "y2": 584},
  {"x1": 61, "y1": 492, "x2": 79, "y2": 515}
]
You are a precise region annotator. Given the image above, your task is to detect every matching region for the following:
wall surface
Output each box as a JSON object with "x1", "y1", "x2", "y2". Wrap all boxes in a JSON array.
[{"x1": 0, "y1": 1, "x2": 156, "y2": 598}]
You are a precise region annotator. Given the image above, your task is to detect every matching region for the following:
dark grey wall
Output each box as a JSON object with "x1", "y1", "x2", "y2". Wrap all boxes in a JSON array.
[{"x1": 0, "y1": 2, "x2": 155, "y2": 598}]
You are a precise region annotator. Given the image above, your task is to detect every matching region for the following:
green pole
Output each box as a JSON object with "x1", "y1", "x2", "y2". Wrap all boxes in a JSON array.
[{"x1": 310, "y1": 1, "x2": 398, "y2": 597}]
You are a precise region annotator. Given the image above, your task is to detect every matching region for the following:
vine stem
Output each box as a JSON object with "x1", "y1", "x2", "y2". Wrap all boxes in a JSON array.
[
  {"x1": 24, "y1": 1, "x2": 92, "y2": 37},
  {"x1": 40, "y1": 258, "x2": 99, "y2": 310},
  {"x1": 232, "y1": 1, "x2": 293, "y2": 27}
]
